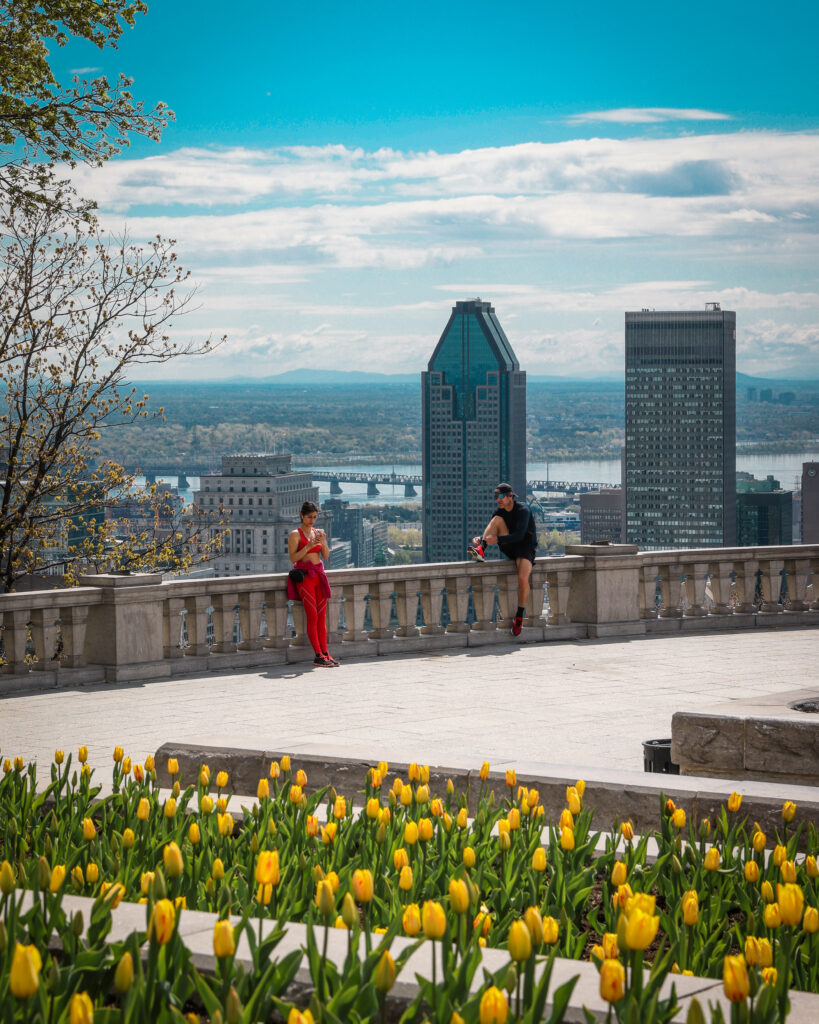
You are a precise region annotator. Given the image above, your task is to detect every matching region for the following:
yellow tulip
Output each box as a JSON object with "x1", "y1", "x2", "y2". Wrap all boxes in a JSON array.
[
  {"x1": 352, "y1": 869, "x2": 374, "y2": 903},
  {"x1": 144, "y1": 754, "x2": 155, "y2": 772},
  {"x1": 187, "y1": 823, "x2": 200, "y2": 846},
  {"x1": 727, "y1": 791, "x2": 742, "y2": 812},
  {"x1": 216, "y1": 770, "x2": 229, "y2": 788},
  {"x1": 758, "y1": 938, "x2": 773, "y2": 967},
  {"x1": 449, "y1": 877, "x2": 469, "y2": 914},
  {"x1": 807, "y1": 856, "x2": 819, "y2": 878},
  {"x1": 256, "y1": 778, "x2": 269, "y2": 800},
  {"x1": 333, "y1": 795, "x2": 346, "y2": 819},
  {"x1": 763, "y1": 903, "x2": 782, "y2": 929},
  {"x1": 523, "y1": 906, "x2": 543, "y2": 945},
  {"x1": 508, "y1": 919, "x2": 532, "y2": 961},
  {"x1": 256, "y1": 883, "x2": 273, "y2": 905},
  {"x1": 761, "y1": 967, "x2": 778, "y2": 986},
  {"x1": 671, "y1": 808, "x2": 686, "y2": 829},
  {"x1": 782, "y1": 800, "x2": 796, "y2": 823},
  {"x1": 114, "y1": 952, "x2": 134, "y2": 993},
  {"x1": 212, "y1": 858, "x2": 225, "y2": 881},
  {"x1": 167, "y1": 757, "x2": 179, "y2": 776},
  {"x1": 780, "y1": 859, "x2": 797, "y2": 883},
  {"x1": 505, "y1": 769, "x2": 516, "y2": 788},
  {"x1": 279, "y1": 754, "x2": 291, "y2": 772},
  {"x1": 255, "y1": 849, "x2": 280, "y2": 886},
  {"x1": 507, "y1": 808, "x2": 520, "y2": 831},
  {"x1": 213, "y1": 919, "x2": 236, "y2": 958},
  {"x1": 456, "y1": 807, "x2": 468, "y2": 829},
  {"x1": 86, "y1": 863, "x2": 99, "y2": 884},
  {"x1": 404, "y1": 821, "x2": 419, "y2": 845},
  {"x1": 400, "y1": 784, "x2": 412, "y2": 806},
  {"x1": 269, "y1": 760, "x2": 281, "y2": 778},
  {"x1": 287, "y1": 1009, "x2": 314, "y2": 1024},
  {"x1": 480, "y1": 760, "x2": 490, "y2": 780},
  {"x1": 149, "y1": 901, "x2": 177, "y2": 944},
  {"x1": 600, "y1": 959, "x2": 625, "y2": 1003},
  {"x1": 532, "y1": 847, "x2": 547, "y2": 872},
  {"x1": 69, "y1": 992, "x2": 94, "y2": 1024},
  {"x1": 744, "y1": 861, "x2": 759, "y2": 883},
  {"x1": 542, "y1": 915, "x2": 559, "y2": 945},
  {"x1": 611, "y1": 860, "x2": 627, "y2": 886},
  {"x1": 621, "y1": 821, "x2": 634, "y2": 841},
  {"x1": 0, "y1": 860, "x2": 16, "y2": 894},
  {"x1": 560, "y1": 826, "x2": 575, "y2": 851},
  {"x1": 479, "y1": 985, "x2": 508, "y2": 1024},
  {"x1": 374, "y1": 950, "x2": 395, "y2": 992},
  {"x1": 559, "y1": 807, "x2": 574, "y2": 830},
  {"x1": 55, "y1": 749, "x2": 64, "y2": 765},
  {"x1": 163, "y1": 797, "x2": 177, "y2": 819},
  {"x1": 704, "y1": 847, "x2": 720, "y2": 871},
  {"x1": 400, "y1": 902, "x2": 421, "y2": 936},
  {"x1": 803, "y1": 906, "x2": 819, "y2": 933},
  {"x1": 10, "y1": 943, "x2": 42, "y2": 999},
  {"x1": 422, "y1": 900, "x2": 446, "y2": 939},
  {"x1": 366, "y1": 797, "x2": 380, "y2": 819},
  {"x1": 623, "y1": 907, "x2": 660, "y2": 950},
  {"x1": 723, "y1": 955, "x2": 749, "y2": 1002},
  {"x1": 498, "y1": 831, "x2": 511, "y2": 852},
  {"x1": 777, "y1": 883, "x2": 804, "y2": 926},
  {"x1": 113, "y1": 746, "x2": 124, "y2": 763},
  {"x1": 463, "y1": 845, "x2": 476, "y2": 868},
  {"x1": 77, "y1": 745, "x2": 88, "y2": 764},
  {"x1": 82, "y1": 817, "x2": 95, "y2": 841},
  {"x1": 218, "y1": 812, "x2": 235, "y2": 837},
  {"x1": 316, "y1": 878, "x2": 335, "y2": 915},
  {"x1": 772, "y1": 844, "x2": 786, "y2": 867},
  {"x1": 396, "y1": 865, "x2": 411, "y2": 891},
  {"x1": 753, "y1": 829, "x2": 766, "y2": 853},
  {"x1": 602, "y1": 932, "x2": 619, "y2": 959},
  {"x1": 49, "y1": 865, "x2": 66, "y2": 893},
  {"x1": 419, "y1": 817, "x2": 433, "y2": 841},
  {"x1": 321, "y1": 822, "x2": 337, "y2": 845},
  {"x1": 474, "y1": 905, "x2": 492, "y2": 938},
  {"x1": 681, "y1": 890, "x2": 699, "y2": 926}
]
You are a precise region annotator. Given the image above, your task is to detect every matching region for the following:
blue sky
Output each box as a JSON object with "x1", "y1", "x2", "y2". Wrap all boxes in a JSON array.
[{"x1": 56, "y1": 0, "x2": 819, "y2": 379}]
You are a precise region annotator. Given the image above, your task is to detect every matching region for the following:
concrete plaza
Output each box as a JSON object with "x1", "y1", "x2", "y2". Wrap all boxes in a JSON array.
[{"x1": 1, "y1": 626, "x2": 815, "y2": 778}]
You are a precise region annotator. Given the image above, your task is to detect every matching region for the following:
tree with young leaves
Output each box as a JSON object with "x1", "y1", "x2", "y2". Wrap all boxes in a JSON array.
[{"x1": 0, "y1": 2, "x2": 225, "y2": 590}]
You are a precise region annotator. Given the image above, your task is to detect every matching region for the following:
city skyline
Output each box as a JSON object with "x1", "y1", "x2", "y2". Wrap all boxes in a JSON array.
[{"x1": 52, "y1": 0, "x2": 819, "y2": 382}]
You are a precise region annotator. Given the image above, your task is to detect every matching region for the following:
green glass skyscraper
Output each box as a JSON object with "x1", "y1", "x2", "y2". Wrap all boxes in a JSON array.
[
  {"x1": 422, "y1": 298, "x2": 526, "y2": 562},
  {"x1": 624, "y1": 304, "x2": 736, "y2": 549}
]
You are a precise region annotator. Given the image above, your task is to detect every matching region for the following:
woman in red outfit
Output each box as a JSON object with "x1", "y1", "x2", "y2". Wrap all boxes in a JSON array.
[{"x1": 287, "y1": 501, "x2": 338, "y2": 667}]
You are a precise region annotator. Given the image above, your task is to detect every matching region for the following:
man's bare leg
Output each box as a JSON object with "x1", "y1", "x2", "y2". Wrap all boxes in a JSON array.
[{"x1": 516, "y1": 557, "x2": 532, "y2": 610}]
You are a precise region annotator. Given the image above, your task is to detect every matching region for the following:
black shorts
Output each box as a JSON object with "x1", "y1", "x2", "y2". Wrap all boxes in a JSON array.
[{"x1": 498, "y1": 540, "x2": 536, "y2": 564}]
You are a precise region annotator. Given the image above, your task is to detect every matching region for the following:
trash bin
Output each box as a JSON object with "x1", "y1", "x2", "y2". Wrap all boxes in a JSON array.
[{"x1": 642, "y1": 738, "x2": 680, "y2": 775}]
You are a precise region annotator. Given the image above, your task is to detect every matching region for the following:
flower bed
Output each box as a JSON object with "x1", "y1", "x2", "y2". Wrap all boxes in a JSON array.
[{"x1": 0, "y1": 749, "x2": 817, "y2": 1022}]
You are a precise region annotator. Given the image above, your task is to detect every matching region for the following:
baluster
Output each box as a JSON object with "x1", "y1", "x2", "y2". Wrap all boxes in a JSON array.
[
  {"x1": 733, "y1": 558, "x2": 759, "y2": 614},
  {"x1": 368, "y1": 580, "x2": 395, "y2": 640},
  {"x1": 707, "y1": 561, "x2": 734, "y2": 615},
  {"x1": 544, "y1": 568, "x2": 572, "y2": 626},
  {"x1": 342, "y1": 583, "x2": 370, "y2": 642},
  {"x1": 163, "y1": 597, "x2": 186, "y2": 659},
  {"x1": 470, "y1": 573, "x2": 497, "y2": 631},
  {"x1": 658, "y1": 564, "x2": 683, "y2": 618},
  {"x1": 758, "y1": 560, "x2": 784, "y2": 614},
  {"x1": 183, "y1": 594, "x2": 211, "y2": 656},
  {"x1": 1, "y1": 609, "x2": 31, "y2": 674},
  {"x1": 783, "y1": 558, "x2": 810, "y2": 612},
  {"x1": 419, "y1": 578, "x2": 444, "y2": 635},
  {"x1": 525, "y1": 564, "x2": 547, "y2": 627},
  {"x1": 810, "y1": 561, "x2": 819, "y2": 610},
  {"x1": 639, "y1": 564, "x2": 659, "y2": 619},
  {"x1": 57, "y1": 604, "x2": 88, "y2": 667},
  {"x1": 237, "y1": 590, "x2": 264, "y2": 650},
  {"x1": 445, "y1": 575, "x2": 470, "y2": 633},
  {"x1": 394, "y1": 578, "x2": 421, "y2": 637},
  {"x1": 325, "y1": 589, "x2": 345, "y2": 646},
  {"x1": 210, "y1": 592, "x2": 239, "y2": 652},
  {"x1": 29, "y1": 608, "x2": 61, "y2": 671},
  {"x1": 262, "y1": 588, "x2": 290, "y2": 648},
  {"x1": 496, "y1": 569, "x2": 519, "y2": 628},
  {"x1": 683, "y1": 563, "x2": 708, "y2": 616}
]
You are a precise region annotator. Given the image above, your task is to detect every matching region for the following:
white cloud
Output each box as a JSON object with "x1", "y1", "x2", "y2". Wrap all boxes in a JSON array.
[{"x1": 565, "y1": 108, "x2": 732, "y2": 124}]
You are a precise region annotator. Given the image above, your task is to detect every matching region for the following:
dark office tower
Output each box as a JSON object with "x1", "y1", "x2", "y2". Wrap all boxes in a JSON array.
[
  {"x1": 422, "y1": 298, "x2": 526, "y2": 562},
  {"x1": 802, "y1": 463, "x2": 819, "y2": 543},
  {"x1": 624, "y1": 304, "x2": 736, "y2": 549}
]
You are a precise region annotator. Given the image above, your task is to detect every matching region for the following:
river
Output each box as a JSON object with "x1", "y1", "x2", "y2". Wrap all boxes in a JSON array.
[{"x1": 137, "y1": 449, "x2": 819, "y2": 507}]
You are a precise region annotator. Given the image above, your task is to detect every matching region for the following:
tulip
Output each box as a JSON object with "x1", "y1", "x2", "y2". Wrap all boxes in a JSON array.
[
  {"x1": 215, "y1": 770, "x2": 228, "y2": 789},
  {"x1": 86, "y1": 863, "x2": 99, "y2": 884},
  {"x1": 352, "y1": 869, "x2": 374, "y2": 903},
  {"x1": 531, "y1": 846, "x2": 547, "y2": 872},
  {"x1": 744, "y1": 935, "x2": 761, "y2": 965},
  {"x1": 600, "y1": 959, "x2": 625, "y2": 1003},
  {"x1": 404, "y1": 821, "x2": 419, "y2": 845},
  {"x1": 507, "y1": 808, "x2": 520, "y2": 831},
  {"x1": 764, "y1": 903, "x2": 782, "y2": 929},
  {"x1": 761, "y1": 881, "x2": 774, "y2": 903},
  {"x1": 113, "y1": 745, "x2": 124, "y2": 763},
  {"x1": 778, "y1": 883, "x2": 804, "y2": 926},
  {"x1": 71, "y1": 865, "x2": 84, "y2": 888},
  {"x1": 288, "y1": 1010, "x2": 314, "y2": 1024},
  {"x1": 772, "y1": 844, "x2": 786, "y2": 867},
  {"x1": 374, "y1": 950, "x2": 395, "y2": 992},
  {"x1": 611, "y1": 860, "x2": 627, "y2": 886},
  {"x1": 753, "y1": 828, "x2": 766, "y2": 853},
  {"x1": 218, "y1": 813, "x2": 235, "y2": 837},
  {"x1": 144, "y1": 753, "x2": 155, "y2": 771},
  {"x1": 508, "y1": 919, "x2": 532, "y2": 961},
  {"x1": 186, "y1": 822, "x2": 200, "y2": 846},
  {"x1": 133, "y1": 763, "x2": 144, "y2": 782},
  {"x1": 164, "y1": 797, "x2": 177, "y2": 819},
  {"x1": 10, "y1": 943, "x2": 42, "y2": 999},
  {"x1": 479, "y1": 986, "x2": 508, "y2": 1024},
  {"x1": 255, "y1": 849, "x2": 280, "y2": 886},
  {"x1": 82, "y1": 817, "x2": 95, "y2": 841},
  {"x1": 758, "y1": 938, "x2": 773, "y2": 967},
  {"x1": 807, "y1": 856, "x2": 819, "y2": 878},
  {"x1": 254, "y1": 778, "x2": 269, "y2": 801},
  {"x1": 498, "y1": 831, "x2": 511, "y2": 852},
  {"x1": 399, "y1": 866, "x2": 413, "y2": 891},
  {"x1": 782, "y1": 800, "x2": 796, "y2": 822},
  {"x1": 591, "y1": 944, "x2": 605, "y2": 962},
  {"x1": 803, "y1": 906, "x2": 819, "y2": 933},
  {"x1": 114, "y1": 951, "x2": 134, "y2": 994},
  {"x1": 321, "y1": 823, "x2": 337, "y2": 845},
  {"x1": 761, "y1": 966, "x2": 778, "y2": 986},
  {"x1": 419, "y1": 817, "x2": 433, "y2": 841},
  {"x1": 305, "y1": 815, "x2": 319, "y2": 838},
  {"x1": 422, "y1": 900, "x2": 446, "y2": 939},
  {"x1": 728, "y1": 791, "x2": 742, "y2": 812},
  {"x1": 780, "y1": 859, "x2": 797, "y2": 883},
  {"x1": 671, "y1": 808, "x2": 686, "y2": 829},
  {"x1": 213, "y1": 920, "x2": 236, "y2": 958},
  {"x1": 704, "y1": 847, "x2": 720, "y2": 871},
  {"x1": 136, "y1": 797, "x2": 150, "y2": 821},
  {"x1": 449, "y1": 877, "x2": 469, "y2": 914},
  {"x1": 393, "y1": 848, "x2": 409, "y2": 871},
  {"x1": 416, "y1": 784, "x2": 430, "y2": 805},
  {"x1": 257, "y1": 883, "x2": 273, "y2": 905},
  {"x1": 315, "y1": 879, "x2": 335, "y2": 916},
  {"x1": 560, "y1": 826, "x2": 575, "y2": 851},
  {"x1": 49, "y1": 865, "x2": 66, "y2": 892},
  {"x1": 474, "y1": 905, "x2": 492, "y2": 938},
  {"x1": 505, "y1": 769, "x2": 516, "y2": 788},
  {"x1": 524, "y1": 906, "x2": 543, "y2": 945},
  {"x1": 462, "y1": 845, "x2": 476, "y2": 868},
  {"x1": 665, "y1": 798, "x2": 676, "y2": 813},
  {"x1": 431, "y1": 798, "x2": 443, "y2": 817},
  {"x1": 0, "y1": 860, "x2": 15, "y2": 894},
  {"x1": 602, "y1": 932, "x2": 619, "y2": 959},
  {"x1": 623, "y1": 907, "x2": 660, "y2": 950},
  {"x1": 723, "y1": 955, "x2": 750, "y2": 1002},
  {"x1": 403, "y1": 902, "x2": 421, "y2": 936},
  {"x1": 480, "y1": 760, "x2": 490, "y2": 780},
  {"x1": 69, "y1": 992, "x2": 94, "y2": 1024},
  {"x1": 456, "y1": 807, "x2": 468, "y2": 829},
  {"x1": 446, "y1": 777, "x2": 454, "y2": 795},
  {"x1": 212, "y1": 858, "x2": 225, "y2": 881},
  {"x1": 366, "y1": 797, "x2": 380, "y2": 819},
  {"x1": 681, "y1": 890, "x2": 699, "y2": 926},
  {"x1": 559, "y1": 808, "x2": 574, "y2": 830},
  {"x1": 54, "y1": 749, "x2": 65, "y2": 765},
  {"x1": 333, "y1": 795, "x2": 346, "y2": 819},
  {"x1": 542, "y1": 915, "x2": 559, "y2": 945},
  {"x1": 744, "y1": 861, "x2": 759, "y2": 883},
  {"x1": 621, "y1": 821, "x2": 634, "y2": 841}
]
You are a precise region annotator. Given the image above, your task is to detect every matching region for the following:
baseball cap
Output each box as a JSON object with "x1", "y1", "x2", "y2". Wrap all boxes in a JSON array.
[{"x1": 494, "y1": 482, "x2": 514, "y2": 497}]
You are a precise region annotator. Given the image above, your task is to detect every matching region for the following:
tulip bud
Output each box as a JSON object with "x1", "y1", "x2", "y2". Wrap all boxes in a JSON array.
[
  {"x1": 374, "y1": 950, "x2": 396, "y2": 993},
  {"x1": 504, "y1": 964, "x2": 517, "y2": 995},
  {"x1": 508, "y1": 919, "x2": 532, "y2": 961},
  {"x1": 0, "y1": 860, "x2": 16, "y2": 894},
  {"x1": 153, "y1": 867, "x2": 168, "y2": 899},
  {"x1": 37, "y1": 856, "x2": 51, "y2": 890},
  {"x1": 115, "y1": 952, "x2": 134, "y2": 993},
  {"x1": 226, "y1": 987, "x2": 242, "y2": 1024},
  {"x1": 341, "y1": 891, "x2": 357, "y2": 929},
  {"x1": 744, "y1": 861, "x2": 760, "y2": 883},
  {"x1": 723, "y1": 955, "x2": 750, "y2": 1003},
  {"x1": 542, "y1": 915, "x2": 559, "y2": 945},
  {"x1": 782, "y1": 800, "x2": 796, "y2": 823}
]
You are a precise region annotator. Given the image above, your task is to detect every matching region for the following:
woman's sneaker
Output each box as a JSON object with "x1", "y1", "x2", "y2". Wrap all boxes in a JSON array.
[
  {"x1": 313, "y1": 653, "x2": 332, "y2": 667},
  {"x1": 467, "y1": 541, "x2": 485, "y2": 561},
  {"x1": 322, "y1": 651, "x2": 339, "y2": 666}
]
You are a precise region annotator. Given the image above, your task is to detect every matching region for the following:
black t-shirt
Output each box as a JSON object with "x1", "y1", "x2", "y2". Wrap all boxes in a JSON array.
[{"x1": 496, "y1": 501, "x2": 537, "y2": 548}]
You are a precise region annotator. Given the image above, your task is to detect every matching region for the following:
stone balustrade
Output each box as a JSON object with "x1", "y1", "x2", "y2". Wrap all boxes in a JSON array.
[{"x1": 0, "y1": 543, "x2": 817, "y2": 689}]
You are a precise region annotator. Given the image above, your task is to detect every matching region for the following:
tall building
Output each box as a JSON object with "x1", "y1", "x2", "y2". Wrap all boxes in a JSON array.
[
  {"x1": 579, "y1": 489, "x2": 624, "y2": 544},
  {"x1": 192, "y1": 454, "x2": 320, "y2": 577},
  {"x1": 422, "y1": 298, "x2": 526, "y2": 562},
  {"x1": 736, "y1": 490, "x2": 793, "y2": 546},
  {"x1": 802, "y1": 462, "x2": 819, "y2": 543},
  {"x1": 624, "y1": 304, "x2": 736, "y2": 550}
]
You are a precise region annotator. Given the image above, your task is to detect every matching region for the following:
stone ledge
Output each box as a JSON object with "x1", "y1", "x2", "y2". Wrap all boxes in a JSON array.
[{"x1": 154, "y1": 743, "x2": 819, "y2": 843}]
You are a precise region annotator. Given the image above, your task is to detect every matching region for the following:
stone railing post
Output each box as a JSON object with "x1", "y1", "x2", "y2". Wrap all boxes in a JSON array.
[
  {"x1": 783, "y1": 558, "x2": 810, "y2": 612},
  {"x1": 445, "y1": 575, "x2": 470, "y2": 634},
  {"x1": 183, "y1": 594, "x2": 211, "y2": 656},
  {"x1": 162, "y1": 597, "x2": 186, "y2": 659},
  {"x1": 526, "y1": 564, "x2": 547, "y2": 627},
  {"x1": 544, "y1": 567, "x2": 573, "y2": 626},
  {"x1": 29, "y1": 607, "x2": 61, "y2": 671},
  {"x1": 639, "y1": 564, "x2": 659, "y2": 619},
  {"x1": 496, "y1": 572, "x2": 519, "y2": 629},
  {"x1": 758, "y1": 559, "x2": 784, "y2": 614},
  {"x1": 565, "y1": 545, "x2": 643, "y2": 637},
  {"x1": 325, "y1": 589, "x2": 345, "y2": 645},
  {"x1": 810, "y1": 559, "x2": 819, "y2": 610},
  {"x1": 394, "y1": 578, "x2": 421, "y2": 637},
  {"x1": 341, "y1": 582, "x2": 370, "y2": 642},
  {"x1": 79, "y1": 574, "x2": 165, "y2": 682},
  {"x1": 1, "y1": 608, "x2": 31, "y2": 674},
  {"x1": 237, "y1": 590, "x2": 263, "y2": 651},
  {"x1": 263, "y1": 588, "x2": 290, "y2": 649},
  {"x1": 657, "y1": 561, "x2": 683, "y2": 617},
  {"x1": 209, "y1": 592, "x2": 239, "y2": 652},
  {"x1": 368, "y1": 580, "x2": 395, "y2": 640},
  {"x1": 470, "y1": 573, "x2": 497, "y2": 631},
  {"x1": 733, "y1": 557, "x2": 759, "y2": 613},
  {"x1": 419, "y1": 579, "x2": 444, "y2": 635},
  {"x1": 683, "y1": 562, "x2": 709, "y2": 617},
  {"x1": 707, "y1": 559, "x2": 734, "y2": 615}
]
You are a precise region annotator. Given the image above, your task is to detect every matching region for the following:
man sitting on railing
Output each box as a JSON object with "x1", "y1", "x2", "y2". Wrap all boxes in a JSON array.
[{"x1": 468, "y1": 483, "x2": 538, "y2": 637}]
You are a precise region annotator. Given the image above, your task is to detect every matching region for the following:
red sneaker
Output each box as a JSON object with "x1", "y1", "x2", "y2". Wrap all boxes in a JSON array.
[
  {"x1": 511, "y1": 615, "x2": 523, "y2": 636},
  {"x1": 467, "y1": 542, "x2": 485, "y2": 562}
]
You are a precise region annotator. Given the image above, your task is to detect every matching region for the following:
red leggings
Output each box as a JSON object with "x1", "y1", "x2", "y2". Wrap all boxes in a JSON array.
[{"x1": 297, "y1": 574, "x2": 328, "y2": 655}]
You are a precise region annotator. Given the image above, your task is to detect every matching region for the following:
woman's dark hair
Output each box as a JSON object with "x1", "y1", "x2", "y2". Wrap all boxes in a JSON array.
[{"x1": 300, "y1": 501, "x2": 319, "y2": 518}]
